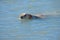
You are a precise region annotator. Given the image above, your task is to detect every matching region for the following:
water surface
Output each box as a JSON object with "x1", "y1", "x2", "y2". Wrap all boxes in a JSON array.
[{"x1": 0, "y1": 0, "x2": 60, "y2": 40}]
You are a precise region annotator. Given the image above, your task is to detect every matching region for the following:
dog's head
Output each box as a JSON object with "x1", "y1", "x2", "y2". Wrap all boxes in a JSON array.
[{"x1": 20, "y1": 13, "x2": 32, "y2": 19}]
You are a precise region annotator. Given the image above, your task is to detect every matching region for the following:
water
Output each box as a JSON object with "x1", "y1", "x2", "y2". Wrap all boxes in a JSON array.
[{"x1": 0, "y1": 0, "x2": 60, "y2": 40}]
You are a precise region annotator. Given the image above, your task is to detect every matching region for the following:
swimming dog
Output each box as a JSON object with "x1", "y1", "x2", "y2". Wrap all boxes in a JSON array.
[{"x1": 19, "y1": 13, "x2": 44, "y2": 19}]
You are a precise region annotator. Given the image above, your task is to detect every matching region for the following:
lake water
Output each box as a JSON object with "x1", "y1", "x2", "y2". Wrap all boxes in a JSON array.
[{"x1": 0, "y1": 0, "x2": 60, "y2": 40}]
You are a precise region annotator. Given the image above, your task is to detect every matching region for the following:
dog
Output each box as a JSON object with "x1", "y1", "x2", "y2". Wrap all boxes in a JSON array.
[{"x1": 19, "y1": 13, "x2": 44, "y2": 19}]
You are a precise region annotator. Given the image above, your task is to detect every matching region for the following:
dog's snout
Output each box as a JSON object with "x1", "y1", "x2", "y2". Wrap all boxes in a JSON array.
[{"x1": 20, "y1": 16, "x2": 24, "y2": 19}]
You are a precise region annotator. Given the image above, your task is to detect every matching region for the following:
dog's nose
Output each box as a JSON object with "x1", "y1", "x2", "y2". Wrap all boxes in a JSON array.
[{"x1": 20, "y1": 16, "x2": 24, "y2": 19}]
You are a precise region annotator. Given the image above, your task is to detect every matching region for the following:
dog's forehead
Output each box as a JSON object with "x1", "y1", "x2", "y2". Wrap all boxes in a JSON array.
[
  {"x1": 20, "y1": 13, "x2": 31, "y2": 17},
  {"x1": 20, "y1": 13, "x2": 26, "y2": 16},
  {"x1": 25, "y1": 14, "x2": 31, "y2": 15}
]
